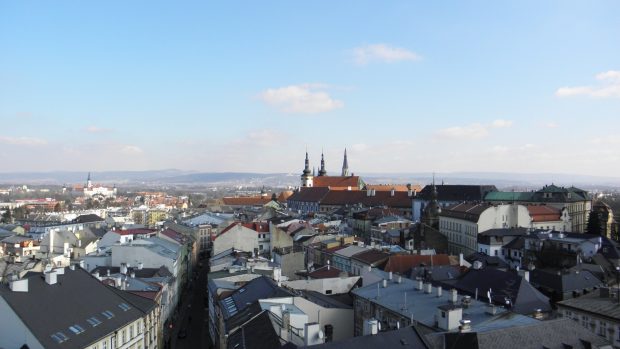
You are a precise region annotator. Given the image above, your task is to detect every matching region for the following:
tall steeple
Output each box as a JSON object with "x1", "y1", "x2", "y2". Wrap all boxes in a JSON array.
[
  {"x1": 318, "y1": 150, "x2": 327, "y2": 176},
  {"x1": 341, "y1": 148, "x2": 349, "y2": 176},
  {"x1": 86, "y1": 172, "x2": 92, "y2": 189},
  {"x1": 301, "y1": 151, "x2": 314, "y2": 187}
]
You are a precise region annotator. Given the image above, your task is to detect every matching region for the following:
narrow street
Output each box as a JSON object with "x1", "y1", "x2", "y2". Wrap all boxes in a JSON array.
[{"x1": 169, "y1": 261, "x2": 210, "y2": 349}]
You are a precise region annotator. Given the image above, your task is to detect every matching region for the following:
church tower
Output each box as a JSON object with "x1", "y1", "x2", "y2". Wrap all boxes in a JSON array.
[
  {"x1": 423, "y1": 175, "x2": 441, "y2": 229},
  {"x1": 318, "y1": 150, "x2": 327, "y2": 176},
  {"x1": 341, "y1": 148, "x2": 349, "y2": 176},
  {"x1": 86, "y1": 172, "x2": 93, "y2": 189},
  {"x1": 301, "y1": 151, "x2": 314, "y2": 187}
]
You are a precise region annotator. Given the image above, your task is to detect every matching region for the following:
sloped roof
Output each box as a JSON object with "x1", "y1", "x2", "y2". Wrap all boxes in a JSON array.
[
  {"x1": 351, "y1": 249, "x2": 390, "y2": 266},
  {"x1": 417, "y1": 185, "x2": 498, "y2": 201},
  {"x1": 365, "y1": 184, "x2": 422, "y2": 192},
  {"x1": 383, "y1": 254, "x2": 452, "y2": 274},
  {"x1": 286, "y1": 187, "x2": 331, "y2": 203},
  {"x1": 226, "y1": 310, "x2": 283, "y2": 349},
  {"x1": 308, "y1": 265, "x2": 347, "y2": 279},
  {"x1": 313, "y1": 176, "x2": 362, "y2": 189},
  {"x1": 527, "y1": 205, "x2": 561, "y2": 222},
  {"x1": 0, "y1": 268, "x2": 155, "y2": 349},
  {"x1": 439, "y1": 203, "x2": 491, "y2": 222},
  {"x1": 426, "y1": 318, "x2": 611, "y2": 349},
  {"x1": 220, "y1": 276, "x2": 292, "y2": 319},
  {"x1": 530, "y1": 269, "x2": 603, "y2": 293},
  {"x1": 310, "y1": 325, "x2": 430, "y2": 349},
  {"x1": 450, "y1": 268, "x2": 551, "y2": 314},
  {"x1": 73, "y1": 214, "x2": 104, "y2": 223}
]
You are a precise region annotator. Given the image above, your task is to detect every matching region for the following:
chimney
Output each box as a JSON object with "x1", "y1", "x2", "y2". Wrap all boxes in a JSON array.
[
  {"x1": 390, "y1": 189, "x2": 395, "y2": 197},
  {"x1": 450, "y1": 289, "x2": 458, "y2": 304},
  {"x1": 138, "y1": 262, "x2": 143, "y2": 270},
  {"x1": 424, "y1": 282, "x2": 432, "y2": 294},
  {"x1": 388, "y1": 271, "x2": 393, "y2": 281},
  {"x1": 397, "y1": 275, "x2": 402, "y2": 284},
  {"x1": 533, "y1": 309, "x2": 544, "y2": 320},
  {"x1": 518, "y1": 270, "x2": 530, "y2": 282},
  {"x1": 69, "y1": 264, "x2": 76, "y2": 271},
  {"x1": 408, "y1": 189, "x2": 413, "y2": 197},
  {"x1": 436, "y1": 286, "x2": 442, "y2": 297},
  {"x1": 459, "y1": 319, "x2": 472, "y2": 333},
  {"x1": 107, "y1": 269, "x2": 111, "y2": 276},
  {"x1": 304, "y1": 322, "x2": 324, "y2": 346},
  {"x1": 368, "y1": 266, "x2": 372, "y2": 272},
  {"x1": 382, "y1": 279, "x2": 388, "y2": 288},
  {"x1": 45, "y1": 271, "x2": 58, "y2": 285},
  {"x1": 417, "y1": 279, "x2": 424, "y2": 291},
  {"x1": 462, "y1": 295, "x2": 472, "y2": 308},
  {"x1": 93, "y1": 270, "x2": 100, "y2": 278},
  {"x1": 10, "y1": 278, "x2": 29, "y2": 292},
  {"x1": 363, "y1": 319, "x2": 379, "y2": 336},
  {"x1": 130, "y1": 271, "x2": 136, "y2": 278},
  {"x1": 486, "y1": 304, "x2": 498, "y2": 315},
  {"x1": 120, "y1": 263, "x2": 128, "y2": 275},
  {"x1": 327, "y1": 260, "x2": 330, "y2": 271}
]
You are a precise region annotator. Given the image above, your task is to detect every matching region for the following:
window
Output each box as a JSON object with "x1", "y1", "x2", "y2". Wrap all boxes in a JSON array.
[
  {"x1": 51, "y1": 332, "x2": 69, "y2": 343},
  {"x1": 69, "y1": 324, "x2": 85, "y2": 334},
  {"x1": 87, "y1": 317, "x2": 102, "y2": 327},
  {"x1": 103, "y1": 340, "x2": 107, "y2": 349},
  {"x1": 118, "y1": 303, "x2": 131, "y2": 311},
  {"x1": 102, "y1": 310, "x2": 115, "y2": 319}
]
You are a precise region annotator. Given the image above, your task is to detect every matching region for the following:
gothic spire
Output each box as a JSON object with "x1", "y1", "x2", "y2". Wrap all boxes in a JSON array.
[
  {"x1": 341, "y1": 148, "x2": 349, "y2": 176},
  {"x1": 318, "y1": 150, "x2": 327, "y2": 176},
  {"x1": 302, "y1": 151, "x2": 311, "y2": 176}
]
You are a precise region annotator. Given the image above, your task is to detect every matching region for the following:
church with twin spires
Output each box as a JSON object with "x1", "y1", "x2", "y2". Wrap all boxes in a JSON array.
[{"x1": 300, "y1": 149, "x2": 365, "y2": 190}]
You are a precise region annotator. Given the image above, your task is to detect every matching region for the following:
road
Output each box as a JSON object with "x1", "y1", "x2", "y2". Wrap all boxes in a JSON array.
[{"x1": 169, "y1": 261, "x2": 211, "y2": 349}]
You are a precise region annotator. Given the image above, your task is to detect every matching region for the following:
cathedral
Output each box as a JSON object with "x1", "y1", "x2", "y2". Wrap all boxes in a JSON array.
[
  {"x1": 83, "y1": 172, "x2": 117, "y2": 200},
  {"x1": 300, "y1": 149, "x2": 364, "y2": 190}
]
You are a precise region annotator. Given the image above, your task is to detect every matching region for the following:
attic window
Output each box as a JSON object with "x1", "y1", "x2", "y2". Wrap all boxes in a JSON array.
[
  {"x1": 102, "y1": 310, "x2": 115, "y2": 319},
  {"x1": 118, "y1": 303, "x2": 131, "y2": 311},
  {"x1": 69, "y1": 325, "x2": 85, "y2": 335},
  {"x1": 51, "y1": 332, "x2": 69, "y2": 343},
  {"x1": 86, "y1": 317, "x2": 102, "y2": 327}
]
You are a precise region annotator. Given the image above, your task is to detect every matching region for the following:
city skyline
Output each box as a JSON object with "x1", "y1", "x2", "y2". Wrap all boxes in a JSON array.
[{"x1": 1, "y1": 1, "x2": 619, "y2": 175}]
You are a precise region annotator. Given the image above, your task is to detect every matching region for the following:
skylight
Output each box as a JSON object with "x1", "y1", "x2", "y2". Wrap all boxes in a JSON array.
[
  {"x1": 69, "y1": 324, "x2": 85, "y2": 335},
  {"x1": 102, "y1": 310, "x2": 115, "y2": 319},
  {"x1": 118, "y1": 303, "x2": 131, "y2": 311},
  {"x1": 51, "y1": 332, "x2": 69, "y2": 343},
  {"x1": 86, "y1": 317, "x2": 102, "y2": 327}
]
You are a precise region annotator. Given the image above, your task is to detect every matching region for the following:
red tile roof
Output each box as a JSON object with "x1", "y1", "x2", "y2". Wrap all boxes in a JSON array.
[
  {"x1": 383, "y1": 254, "x2": 452, "y2": 274},
  {"x1": 365, "y1": 184, "x2": 422, "y2": 192},
  {"x1": 527, "y1": 205, "x2": 561, "y2": 222},
  {"x1": 242, "y1": 222, "x2": 270, "y2": 233},
  {"x1": 313, "y1": 176, "x2": 362, "y2": 189}
]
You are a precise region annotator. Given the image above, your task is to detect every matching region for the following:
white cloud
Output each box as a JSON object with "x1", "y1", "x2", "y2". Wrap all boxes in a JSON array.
[
  {"x1": 434, "y1": 123, "x2": 489, "y2": 140},
  {"x1": 434, "y1": 119, "x2": 514, "y2": 140},
  {"x1": 85, "y1": 126, "x2": 113, "y2": 133},
  {"x1": 0, "y1": 136, "x2": 47, "y2": 146},
  {"x1": 353, "y1": 44, "x2": 421, "y2": 65},
  {"x1": 556, "y1": 71, "x2": 620, "y2": 98},
  {"x1": 120, "y1": 145, "x2": 143, "y2": 155},
  {"x1": 259, "y1": 84, "x2": 343, "y2": 114},
  {"x1": 491, "y1": 119, "x2": 513, "y2": 128}
]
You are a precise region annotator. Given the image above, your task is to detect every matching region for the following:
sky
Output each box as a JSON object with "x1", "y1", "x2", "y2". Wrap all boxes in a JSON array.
[{"x1": 1, "y1": 1, "x2": 619, "y2": 176}]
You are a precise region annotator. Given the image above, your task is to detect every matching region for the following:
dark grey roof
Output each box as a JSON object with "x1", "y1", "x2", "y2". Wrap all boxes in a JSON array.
[
  {"x1": 306, "y1": 325, "x2": 430, "y2": 349},
  {"x1": 301, "y1": 290, "x2": 353, "y2": 309},
  {"x1": 220, "y1": 276, "x2": 293, "y2": 319},
  {"x1": 91, "y1": 265, "x2": 172, "y2": 278},
  {"x1": 0, "y1": 268, "x2": 156, "y2": 349},
  {"x1": 502, "y1": 237, "x2": 525, "y2": 250},
  {"x1": 558, "y1": 288, "x2": 620, "y2": 320},
  {"x1": 73, "y1": 214, "x2": 105, "y2": 224},
  {"x1": 465, "y1": 252, "x2": 510, "y2": 269},
  {"x1": 425, "y1": 318, "x2": 611, "y2": 349},
  {"x1": 445, "y1": 268, "x2": 551, "y2": 314},
  {"x1": 226, "y1": 310, "x2": 282, "y2": 349},
  {"x1": 530, "y1": 269, "x2": 603, "y2": 294},
  {"x1": 407, "y1": 265, "x2": 462, "y2": 282},
  {"x1": 416, "y1": 185, "x2": 498, "y2": 202},
  {"x1": 479, "y1": 227, "x2": 528, "y2": 237}
]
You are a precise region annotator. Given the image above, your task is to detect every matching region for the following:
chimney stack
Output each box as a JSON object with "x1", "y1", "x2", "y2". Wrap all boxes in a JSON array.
[
  {"x1": 436, "y1": 286, "x2": 442, "y2": 298},
  {"x1": 388, "y1": 271, "x2": 393, "y2": 281},
  {"x1": 459, "y1": 319, "x2": 472, "y2": 333},
  {"x1": 417, "y1": 279, "x2": 424, "y2": 291},
  {"x1": 10, "y1": 278, "x2": 28, "y2": 292},
  {"x1": 45, "y1": 271, "x2": 57, "y2": 285},
  {"x1": 450, "y1": 289, "x2": 458, "y2": 304},
  {"x1": 424, "y1": 282, "x2": 432, "y2": 294},
  {"x1": 382, "y1": 279, "x2": 388, "y2": 288}
]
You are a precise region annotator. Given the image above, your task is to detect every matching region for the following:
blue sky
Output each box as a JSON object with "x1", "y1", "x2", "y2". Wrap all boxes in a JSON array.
[{"x1": 1, "y1": 1, "x2": 619, "y2": 175}]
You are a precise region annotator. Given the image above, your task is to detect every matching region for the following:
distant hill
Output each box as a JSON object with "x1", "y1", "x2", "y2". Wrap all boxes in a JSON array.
[{"x1": 0, "y1": 170, "x2": 619, "y2": 189}]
